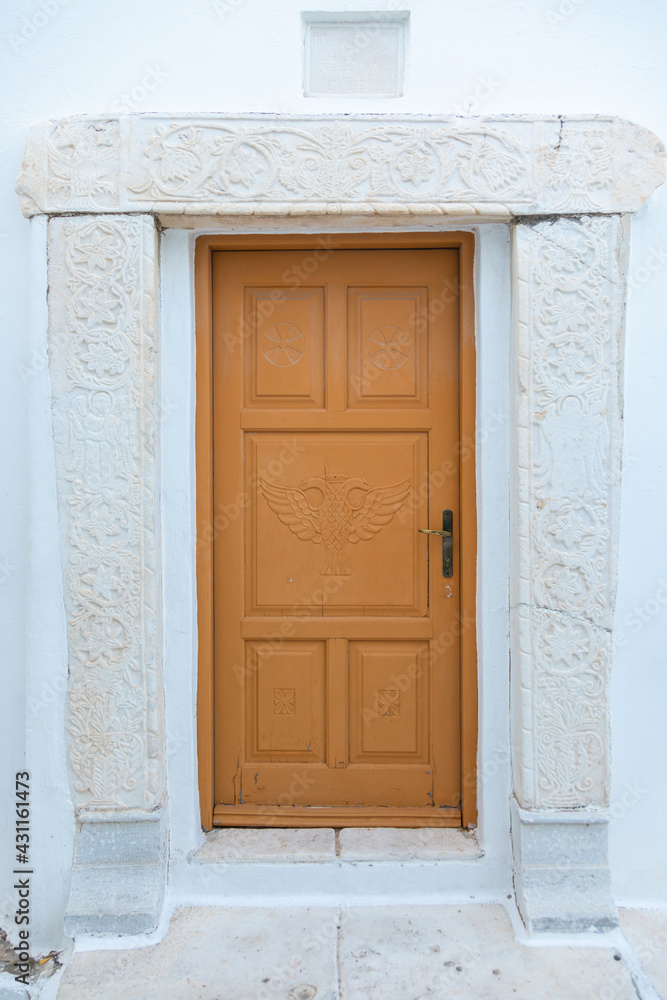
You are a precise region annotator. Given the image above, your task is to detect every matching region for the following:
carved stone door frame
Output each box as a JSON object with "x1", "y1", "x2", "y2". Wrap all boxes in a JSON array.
[{"x1": 17, "y1": 113, "x2": 665, "y2": 935}]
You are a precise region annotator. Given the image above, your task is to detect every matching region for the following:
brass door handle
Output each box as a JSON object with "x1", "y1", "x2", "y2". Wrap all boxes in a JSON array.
[{"x1": 418, "y1": 511, "x2": 453, "y2": 577}]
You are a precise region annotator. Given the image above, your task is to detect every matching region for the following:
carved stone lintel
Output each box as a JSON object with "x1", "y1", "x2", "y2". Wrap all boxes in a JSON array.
[
  {"x1": 16, "y1": 114, "x2": 666, "y2": 219},
  {"x1": 47, "y1": 214, "x2": 164, "y2": 815}
]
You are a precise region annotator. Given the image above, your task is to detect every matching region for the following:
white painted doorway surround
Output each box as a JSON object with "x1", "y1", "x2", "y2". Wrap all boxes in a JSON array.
[{"x1": 17, "y1": 113, "x2": 665, "y2": 938}]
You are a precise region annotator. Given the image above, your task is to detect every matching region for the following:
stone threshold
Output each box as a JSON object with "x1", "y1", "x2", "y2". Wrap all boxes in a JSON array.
[
  {"x1": 171, "y1": 827, "x2": 492, "y2": 905},
  {"x1": 193, "y1": 827, "x2": 482, "y2": 864}
]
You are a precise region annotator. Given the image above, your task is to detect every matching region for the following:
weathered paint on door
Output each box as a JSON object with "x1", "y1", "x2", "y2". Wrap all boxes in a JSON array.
[{"x1": 210, "y1": 248, "x2": 465, "y2": 826}]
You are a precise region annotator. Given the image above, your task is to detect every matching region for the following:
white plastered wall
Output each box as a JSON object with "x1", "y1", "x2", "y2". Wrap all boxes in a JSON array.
[{"x1": 1, "y1": 0, "x2": 666, "y2": 952}]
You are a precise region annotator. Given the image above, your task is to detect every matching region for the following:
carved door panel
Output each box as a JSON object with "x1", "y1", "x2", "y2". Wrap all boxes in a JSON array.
[{"x1": 212, "y1": 249, "x2": 462, "y2": 826}]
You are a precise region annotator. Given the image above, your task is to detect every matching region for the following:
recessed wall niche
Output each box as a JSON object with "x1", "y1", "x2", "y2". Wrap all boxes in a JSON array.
[{"x1": 303, "y1": 11, "x2": 408, "y2": 97}]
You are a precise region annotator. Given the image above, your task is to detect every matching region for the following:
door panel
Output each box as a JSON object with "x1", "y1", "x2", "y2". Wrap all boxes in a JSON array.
[
  {"x1": 244, "y1": 286, "x2": 325, "y2": 407},
  {"x1": 247, "y1": 431, "x2": 426, "y2": 614},
  {"x1": 347, "y1": 287, "x2": 429, "y2": 406},
  {"x1": 211, "y1": 248, "x2": 463, "y2": 825},
  {"x1": 348, "y1": 641, "x2": 429, "y2": 762},
  {"x1": 245, "y1": 640, "x2": 326, "y2": 762}
]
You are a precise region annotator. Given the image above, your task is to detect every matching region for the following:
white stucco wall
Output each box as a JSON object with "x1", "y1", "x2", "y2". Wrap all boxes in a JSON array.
[{"x1": 1, "y1": 0, "x2": 666, "y2": 942}]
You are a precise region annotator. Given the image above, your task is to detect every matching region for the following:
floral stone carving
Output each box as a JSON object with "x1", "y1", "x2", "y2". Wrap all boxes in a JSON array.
[
  {"x1": 16, "y1": 114, "x2": 665, "y2": 218},
  {"x1": 512, "y1": 215, "x2": 627, "y2": 809},
  {"x1": 47, "y1": 215, "x2": 163, "y2": 811}
]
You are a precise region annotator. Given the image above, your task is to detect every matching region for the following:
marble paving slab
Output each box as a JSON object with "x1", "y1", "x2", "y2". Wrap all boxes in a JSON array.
[
  {"x1": 337, "y1": 828, "x2": 481, "y2": 862},
  {"x1": 620, "y1": 907, "x2": 667, "y2": 999},
  {"x1": 195, "y1": 828, "x2": 337, "y2": 863},
  {"x1": 56, "y1": 903, "x2": 645, "y2": 1000},
  {"x1": 58, "y1": 907, "x2": 338, "y2": 1000},
  {"x1": 339, "y1": 904, "x2": 634, "y2": 999}
]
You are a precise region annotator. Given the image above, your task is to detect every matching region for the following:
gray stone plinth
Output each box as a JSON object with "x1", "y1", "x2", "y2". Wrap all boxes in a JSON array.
[
  {"x1": 511, "y1": 799, "x2": 617, "y2": 933},
  {"x1": 65, "y1": 808, "x2": 167, "y2": 936}
]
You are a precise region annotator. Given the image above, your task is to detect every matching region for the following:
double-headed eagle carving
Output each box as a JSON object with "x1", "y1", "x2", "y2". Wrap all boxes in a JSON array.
[{"x1": 260, "y1": 468, "x2": 411, "y2": 576}]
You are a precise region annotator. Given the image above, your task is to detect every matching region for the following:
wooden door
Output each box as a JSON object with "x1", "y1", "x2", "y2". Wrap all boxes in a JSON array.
[{"x1": 203, "y1": 241, "x2": 475, "y2": 827}]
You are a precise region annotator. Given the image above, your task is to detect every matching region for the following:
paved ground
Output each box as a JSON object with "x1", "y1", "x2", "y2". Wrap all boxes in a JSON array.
[
  {"x1": 54, "y1": 903, "x2": 667, "y2": 1000},
  {"x1": 619, "y1": 907, "x2": 667, "y2": 998}
]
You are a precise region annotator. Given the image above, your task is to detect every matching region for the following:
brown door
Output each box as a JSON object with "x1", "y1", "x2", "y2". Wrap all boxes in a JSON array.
[{"x1": 208, "y1": 245, "x2": 469, "y2": 827}]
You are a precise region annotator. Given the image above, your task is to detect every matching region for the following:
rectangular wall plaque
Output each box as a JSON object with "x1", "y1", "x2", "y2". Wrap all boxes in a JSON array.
[{"x1": 304, "y1": 12, "x2": 407, "y2": 97}]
